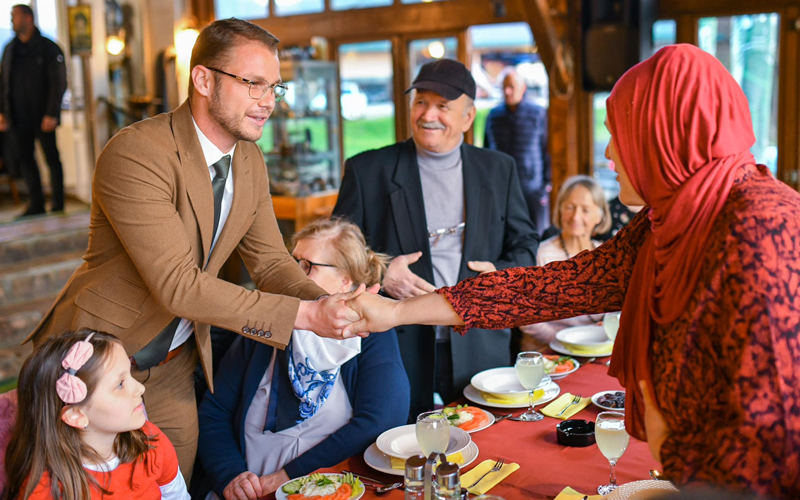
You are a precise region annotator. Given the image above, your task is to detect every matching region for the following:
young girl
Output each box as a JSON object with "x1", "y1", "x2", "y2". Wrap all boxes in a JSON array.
[{"x1": 4, "y1": 330, "x2": 190, "y2": 500}]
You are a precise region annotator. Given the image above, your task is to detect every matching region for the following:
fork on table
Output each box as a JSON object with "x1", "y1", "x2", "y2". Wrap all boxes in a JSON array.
[
  {"x1": 555, "y1": 394, "x2": 583, "y2": 417},
  {"x1": 467, "y1": 458, "x2": 505, "y2": 489}
]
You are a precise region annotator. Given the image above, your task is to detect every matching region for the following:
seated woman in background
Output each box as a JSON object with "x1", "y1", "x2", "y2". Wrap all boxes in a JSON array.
[
  {"x1": 520, "y1": 175, "x2": 611, "y2": 351},
  {"x1": 196, "y1": 218, "x2": 410, "y2": 500}
]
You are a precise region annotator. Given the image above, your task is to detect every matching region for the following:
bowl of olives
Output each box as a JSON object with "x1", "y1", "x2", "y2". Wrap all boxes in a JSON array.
[{"x1": 592, "y1": 390, "x2": 625, "y2": 411}]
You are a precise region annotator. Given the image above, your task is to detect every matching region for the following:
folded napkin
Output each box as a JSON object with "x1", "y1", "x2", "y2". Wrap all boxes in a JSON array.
[
  {"x1": 389, "y1": 452, "x2": 464, "y2": 470},
  {"x1": 480, "y1": 388, "x2": 544, "y2": 405},
  {"x1": 541, "y1": 393, "x2": 591, "y2": 419},
  {"x1": 461, "y1": 459, "x2": 519, "y2": 495},
  {"x1": 553, "y1": 486, "x2": 603, "y2": 500}
]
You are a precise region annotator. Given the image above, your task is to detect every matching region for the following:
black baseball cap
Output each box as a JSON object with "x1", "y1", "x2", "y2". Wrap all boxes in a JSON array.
[{"x1": 405, "y1": 59, "x2": 476, "y2": 101}]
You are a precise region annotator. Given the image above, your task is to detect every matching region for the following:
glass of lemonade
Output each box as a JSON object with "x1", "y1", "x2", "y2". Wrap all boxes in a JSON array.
[
  {"x1": 595, "y1": 411, "x2": 630, "y2": 494},
  {"x1": 603, "y1": 311, "x2": 621, "y2": 341},
  {"x1": 514, "y1": 351, "x2": 545, "y2": 422},
  {"x1": 416, "y1": 411, "x2": 451, "y2": 458}
]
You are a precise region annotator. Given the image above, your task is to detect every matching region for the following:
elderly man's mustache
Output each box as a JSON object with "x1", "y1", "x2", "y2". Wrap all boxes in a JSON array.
[{"x1": 417, "y1": 120, "x2": 446, "y2": 130}]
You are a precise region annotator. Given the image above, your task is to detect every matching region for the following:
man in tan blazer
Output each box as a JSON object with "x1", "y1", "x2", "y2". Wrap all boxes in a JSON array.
[{"x1": 24, "y1": 19, "x2": 365, "y2": 480}]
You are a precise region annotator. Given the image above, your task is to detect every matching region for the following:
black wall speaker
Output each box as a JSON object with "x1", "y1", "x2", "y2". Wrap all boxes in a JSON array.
[{"x1": 581, "y1": 0, "x2": 658, "y2": 91}]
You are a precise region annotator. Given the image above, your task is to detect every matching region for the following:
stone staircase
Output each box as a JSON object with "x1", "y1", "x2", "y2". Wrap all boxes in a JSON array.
[{"x1": 0, "y1": 212, "x2": 89, "y2": 383}]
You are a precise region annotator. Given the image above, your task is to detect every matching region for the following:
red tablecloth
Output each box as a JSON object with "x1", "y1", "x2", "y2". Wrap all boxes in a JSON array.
[{"x1": 317, "y1": 362, "x2": 658, "y2": 499}]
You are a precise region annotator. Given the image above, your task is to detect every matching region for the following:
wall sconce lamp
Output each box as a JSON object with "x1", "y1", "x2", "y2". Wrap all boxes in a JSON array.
[
  {"x1": 175, "y1": 26, "x2": 200, "y2": 64},
  {"x1": 106, "y1": 34, "x2": 125, "y2": 55},
  {"x1": 427, "y1": 40, "x2": 445, "y2": 59}
]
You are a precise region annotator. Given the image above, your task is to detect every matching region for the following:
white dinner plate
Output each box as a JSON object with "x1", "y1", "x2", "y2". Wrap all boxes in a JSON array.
[
  {"x1": 550, "y1": 338, "x2": 613, "y2": 357},
  {"x1": 591, "y1": 390, "x2": 626, "y2": 412},
  {"x1": 375, "y1": 424, "x2": 471, "y2": 460},
  {"x1": 463, "y1": 379, "x2": 561, "y2": 409},
  {"x1": 470, "y1": 367, "x2": 552, "y2": 394},
  {"x1": 605, "y1": 479, "x2": 678, "y2": 499},
  {"x1": 275, "y1": 473, "x2": 365, "y2": 500},
  {"x1": 555, "y1": 325, "x2": 612, "y2": 350},
  {"x1": 544, "y1": 355, "x2": 580, "y2": 380},
  {"x1": 363, "y1": 440, "x2": 480, "y2": 476}
]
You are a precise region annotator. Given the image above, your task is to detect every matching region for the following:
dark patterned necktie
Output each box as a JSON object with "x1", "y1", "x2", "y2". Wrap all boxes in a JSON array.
[{"x1": 210, "y1": 155, "x2": 231, "y2": 241}]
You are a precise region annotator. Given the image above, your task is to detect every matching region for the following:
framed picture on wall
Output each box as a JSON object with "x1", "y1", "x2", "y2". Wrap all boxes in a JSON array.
[{"x1": 68, "y1": 5, "x2": 92, "y2": 55}]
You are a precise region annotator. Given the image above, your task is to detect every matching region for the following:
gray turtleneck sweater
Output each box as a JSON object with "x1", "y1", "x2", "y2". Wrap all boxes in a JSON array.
[{"x1": 416, "y1": 138, "x2": 465, "y2": 341}]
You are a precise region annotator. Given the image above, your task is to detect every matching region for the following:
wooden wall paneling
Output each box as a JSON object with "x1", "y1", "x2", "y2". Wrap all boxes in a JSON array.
[
  {"x1": 192, "y1": 0, "x2": 213, "y2": 26},
  {"x1": 569, "y1": 0, "x2": 591, "y2": 177},
  {"x1": 457, "y1": 29, "x2": 475, "y2": 145},
  {"x1": 778, "y1": 7, "x2": 800, "y2": 189},
  {"x1": 675, "y1": 14, "x2": 698, "y2": 45},
  {"x1": 392, "y1": 36, "x2": 408, "y2": 144}
]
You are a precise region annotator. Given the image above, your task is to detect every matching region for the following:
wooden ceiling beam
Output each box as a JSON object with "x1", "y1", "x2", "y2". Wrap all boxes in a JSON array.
[
  {"x1": 247, "y1": 0, "x2": 527, "y2": 46},
  {"x1": 515, "y1": 0, "x2": 570, "y2": 92}
]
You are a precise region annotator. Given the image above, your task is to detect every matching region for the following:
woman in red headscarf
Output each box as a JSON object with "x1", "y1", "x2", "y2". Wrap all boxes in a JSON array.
[{"x1": 346, "y1": 44, "x2": 800, "y2": 498}]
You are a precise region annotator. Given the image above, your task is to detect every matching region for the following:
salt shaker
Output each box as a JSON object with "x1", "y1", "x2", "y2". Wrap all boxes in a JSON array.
[
  {"x1": 405, "y1": 454, "x2": 427, "y2": 500},
  {"x1": 434, "y1": 461, "x2": 461, "y2": 500}
]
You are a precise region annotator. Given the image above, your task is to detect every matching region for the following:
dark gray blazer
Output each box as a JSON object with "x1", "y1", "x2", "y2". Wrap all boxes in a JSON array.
[{"x1": 333, "y1": 139, "x2": 539, "y2": 420}]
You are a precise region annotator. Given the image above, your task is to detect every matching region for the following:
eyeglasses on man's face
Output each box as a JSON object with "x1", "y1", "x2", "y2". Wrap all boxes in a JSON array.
[
  {"x1": 294, "y1": 257, "x2": 337, "y2": 275},
  {"x1": 206, "y1": 66, "x2": 288, "y2": 102}
]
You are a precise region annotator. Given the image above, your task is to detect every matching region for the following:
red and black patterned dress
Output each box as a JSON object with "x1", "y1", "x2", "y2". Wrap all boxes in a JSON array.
[{"x1": 439, "y1": 165, "x2": 800, "y2": 498}]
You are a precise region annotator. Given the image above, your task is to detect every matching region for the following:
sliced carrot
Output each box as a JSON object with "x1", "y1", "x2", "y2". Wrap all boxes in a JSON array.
[
  {"x1": 457, "y1": 406, "x2": 490, "y2": 431},
  {"x1": 288, "y1": 495, "x2": 305, "y2": 500},
  {"x1": 553, "y1": 360, "x2": 575, "y2": 373},
  {"x1": 545, "y1": 355, "x2": 575, "y2": 374}
]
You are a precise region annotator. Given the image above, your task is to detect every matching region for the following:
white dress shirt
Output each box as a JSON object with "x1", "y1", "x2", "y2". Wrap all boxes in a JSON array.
[{"x1": 170, "y1": 119, "x2": 236, "y2": 351}]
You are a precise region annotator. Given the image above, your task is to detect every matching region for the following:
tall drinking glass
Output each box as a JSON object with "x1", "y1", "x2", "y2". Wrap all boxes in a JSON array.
[
  {"x1": 416, "y1": 411, "x2": 451, "y2": 458},
  {"x1": 603, "y1": 311, "x2": 621, "y2": 341},
  {"x1": 595, "y1": 411, "x2": 629, "y2": 494},
  {"x1": 514, "y1": 351, "x2": 545, "y2": 422}
]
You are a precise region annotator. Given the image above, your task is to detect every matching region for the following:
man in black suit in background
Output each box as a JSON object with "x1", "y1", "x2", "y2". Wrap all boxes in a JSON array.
[
  {"x1": 333, "y1": 59, "x2": 539, "y2": 420},
  {"x1": 0, "y1": 4, "x2": 67, "y2": 216}
]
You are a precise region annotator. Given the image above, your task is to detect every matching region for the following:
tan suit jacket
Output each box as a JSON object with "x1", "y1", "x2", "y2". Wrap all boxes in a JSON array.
[{"x1": 25, "y1": 101, "x2": 326, "y2": 391}]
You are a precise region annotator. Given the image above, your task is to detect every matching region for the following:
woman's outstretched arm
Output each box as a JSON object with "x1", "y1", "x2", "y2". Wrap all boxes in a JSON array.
[
  {"x1": 344, "y1": 291, "x2": 463, "y2": 336},
  {"x1": 346, "y1": 210, "x2": 649, "y2": 336}
]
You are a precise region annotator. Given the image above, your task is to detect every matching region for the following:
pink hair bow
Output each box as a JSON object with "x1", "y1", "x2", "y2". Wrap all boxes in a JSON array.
[{"x1": 56, "y1": 332, "x2": 96, "y2": 404}]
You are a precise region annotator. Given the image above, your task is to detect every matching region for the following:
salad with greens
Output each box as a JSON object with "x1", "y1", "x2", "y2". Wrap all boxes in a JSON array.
[{"x1": 281, "y1": 472, "x2": 364, "y2": 500}]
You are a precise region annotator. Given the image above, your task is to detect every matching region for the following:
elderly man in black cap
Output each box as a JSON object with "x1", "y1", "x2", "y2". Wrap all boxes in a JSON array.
[{"x1": 333, "y1": 59, "x2": 539, "y2": 421}]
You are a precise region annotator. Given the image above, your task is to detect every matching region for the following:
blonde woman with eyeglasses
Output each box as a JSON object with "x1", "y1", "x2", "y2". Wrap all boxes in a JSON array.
[
  {"x1": 520, "y1": 175, "x2": 611, "y2": 352},
  {"x1": 196, "y1": 218, "x2": 410, "y2": 500}
]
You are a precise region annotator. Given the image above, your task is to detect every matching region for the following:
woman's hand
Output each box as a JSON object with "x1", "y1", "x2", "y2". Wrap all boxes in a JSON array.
[
  {"x1": 259, "y1": 469, "x2": 290, "y2": 496},
  {"x1": 223, "y1": 471, "x2": 264, "y2": 500},
  {"x1": 639, "y1": 380, "x2": 669, "y2": 464}
]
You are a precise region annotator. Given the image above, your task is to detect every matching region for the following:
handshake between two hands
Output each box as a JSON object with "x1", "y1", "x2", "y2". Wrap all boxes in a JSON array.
[
  {"x1": 300, "y1": 251, "x2": 486, "y2": 341},
  {"x1": 300, "y1": 283, "x2": 398, "y2": 341}
]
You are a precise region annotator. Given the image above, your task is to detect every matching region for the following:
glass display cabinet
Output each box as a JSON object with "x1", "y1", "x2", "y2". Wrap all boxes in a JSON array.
[{"x1": 260, "y1": 59, "x2": 341, "y2": 230}]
